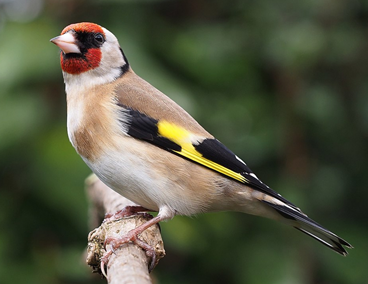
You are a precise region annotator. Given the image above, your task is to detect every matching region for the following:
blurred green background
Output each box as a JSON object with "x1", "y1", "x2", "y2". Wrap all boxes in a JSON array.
[{"x1": 1, "y1": 0, "x2": 367, "y2": 283}]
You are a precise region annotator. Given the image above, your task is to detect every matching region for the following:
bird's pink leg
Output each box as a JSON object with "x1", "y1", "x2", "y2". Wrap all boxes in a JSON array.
[
  {"x1": 100, "y1": 207, "x2": 164, "y2": 276},
  {"x1": 104, "y1": 205, "x2": 151, "y2": 221}
]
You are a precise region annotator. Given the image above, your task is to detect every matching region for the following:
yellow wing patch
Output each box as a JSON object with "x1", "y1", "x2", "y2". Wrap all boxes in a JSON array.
[{"x1": 157, "y1": 120, "x2": 247, "y2": 183}]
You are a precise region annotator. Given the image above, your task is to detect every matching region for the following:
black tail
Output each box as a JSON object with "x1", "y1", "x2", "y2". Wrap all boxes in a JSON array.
[{"x1": 263, "y1": 201, "x2": 353, "y2": 255}]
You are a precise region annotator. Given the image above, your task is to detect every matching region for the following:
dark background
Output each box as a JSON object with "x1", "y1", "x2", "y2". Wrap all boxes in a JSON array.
[{"x1": 1, "y1": 0, "x2": 367, "y2": 283}]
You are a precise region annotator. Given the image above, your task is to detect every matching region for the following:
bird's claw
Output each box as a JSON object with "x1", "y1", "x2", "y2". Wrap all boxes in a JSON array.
[
  {"x1": 100, "y1": 233, "x2": 156, "y2": 277},
  {"x1": 100, "y1": 250, "x2": 113, "y2": 278}
]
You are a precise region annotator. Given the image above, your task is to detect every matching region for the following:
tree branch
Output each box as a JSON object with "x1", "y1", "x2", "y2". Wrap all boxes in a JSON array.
[{"x1": 85, "y1": 174, "x2": 165, "y2": 283}]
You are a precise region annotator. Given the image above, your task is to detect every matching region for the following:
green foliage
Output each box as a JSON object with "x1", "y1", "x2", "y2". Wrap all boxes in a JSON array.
[{"x1": 0, "y1": 0, "x2": 367, "y2": 283}]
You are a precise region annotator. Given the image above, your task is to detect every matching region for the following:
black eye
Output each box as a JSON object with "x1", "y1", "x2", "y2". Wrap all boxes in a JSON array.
[{"x1": 94, "y1": 33, "x2": 105, "y2": 44}]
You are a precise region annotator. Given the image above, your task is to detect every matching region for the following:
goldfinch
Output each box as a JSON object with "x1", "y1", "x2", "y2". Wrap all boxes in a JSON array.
[{"x1": 51, "y1": 22, "x2": 352, "y2": 264}]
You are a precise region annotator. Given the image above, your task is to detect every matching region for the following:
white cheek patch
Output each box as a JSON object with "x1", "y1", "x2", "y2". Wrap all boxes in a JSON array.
[{"x1": 101, "y1": 28, "x2": 127, "y2": 68}]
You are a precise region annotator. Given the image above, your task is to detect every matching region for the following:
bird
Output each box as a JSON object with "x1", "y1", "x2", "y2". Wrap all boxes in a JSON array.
[{"x1": 50, "y1": 22, "x2": 352, "y2": 271}]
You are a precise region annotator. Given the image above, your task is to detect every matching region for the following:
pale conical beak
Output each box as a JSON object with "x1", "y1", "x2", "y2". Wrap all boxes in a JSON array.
[{"x1": 50, "y1": 32, "x2": 81, "y2": 54}]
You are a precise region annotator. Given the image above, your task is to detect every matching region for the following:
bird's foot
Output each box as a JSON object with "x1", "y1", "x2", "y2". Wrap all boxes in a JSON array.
[
  {"x1": 100, "y1": 226, "x2": 157, "y2": 277},
  {"x1": 100, "y1": 207, "x2": 160, "y2": 277}
]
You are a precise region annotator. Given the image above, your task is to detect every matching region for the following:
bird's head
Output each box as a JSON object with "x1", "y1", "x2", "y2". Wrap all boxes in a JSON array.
[{"x1": 51, "y1": 22, "x2": 129, "y2": 88}]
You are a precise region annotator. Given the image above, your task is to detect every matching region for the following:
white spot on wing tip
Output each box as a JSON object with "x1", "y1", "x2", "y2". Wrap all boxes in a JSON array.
[
  {"x1": 249, "y1": 172, "x2": 258, "y2": 179},
  {"x1": 236, "y1": 155, "x2": 247, "y2": 165}
]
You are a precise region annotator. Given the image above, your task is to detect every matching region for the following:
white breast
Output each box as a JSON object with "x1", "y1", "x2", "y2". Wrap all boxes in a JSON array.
[
  {"x1": 64, "y1": 75, "x2": 90, "y2": 148},
  {"x1": 82, "y1": 135, "x2": 215, "y2": 216},
  {"x1": 84, "y1": 147, "x2": 163, "y2": 212},
  {"x1": 67, "y1": 101, "x2": 85, "y2": 147}
]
